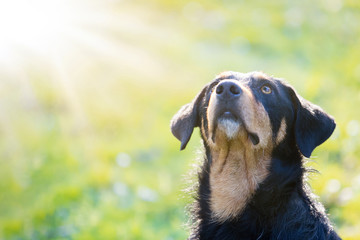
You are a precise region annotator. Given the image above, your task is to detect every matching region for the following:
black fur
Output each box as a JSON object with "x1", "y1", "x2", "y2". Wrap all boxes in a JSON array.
[{"x1": 171, "y1": 72, "x2": 340, "y2": 240}]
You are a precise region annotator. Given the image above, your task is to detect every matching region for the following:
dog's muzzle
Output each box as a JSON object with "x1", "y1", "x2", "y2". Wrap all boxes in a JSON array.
[{"x1": 211, "y1": 80, "x2": 259, "y2": 145}]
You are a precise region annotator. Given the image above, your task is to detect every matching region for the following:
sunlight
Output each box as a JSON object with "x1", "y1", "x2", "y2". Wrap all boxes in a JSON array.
[
  {"x1": 0, "y1": 0, "x2": 120, "y2": 145},
  {"x1": 0, "y1": 0, "x2": 167, "y2": 79},
  {"x1": 0, "y1": 0, "x2": 75, "y2": 58},
  {"x1": 0, "y1": 0, "x2": 118, "y2": 66}
]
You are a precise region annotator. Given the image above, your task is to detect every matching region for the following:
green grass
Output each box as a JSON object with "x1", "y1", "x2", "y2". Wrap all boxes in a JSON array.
[{"x1": 0, "y1": 0, "x2": 360, "y2": 239}]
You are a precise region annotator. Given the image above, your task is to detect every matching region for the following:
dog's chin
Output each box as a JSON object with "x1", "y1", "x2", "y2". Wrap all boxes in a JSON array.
[{"x1": 217, "y1": 118, "x2": 241, "y2": 140}]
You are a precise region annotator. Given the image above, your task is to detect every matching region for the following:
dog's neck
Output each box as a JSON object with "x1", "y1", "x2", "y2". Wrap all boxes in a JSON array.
[{"x1": 208, "y1": 142, "x2": 272, "y2": 222}]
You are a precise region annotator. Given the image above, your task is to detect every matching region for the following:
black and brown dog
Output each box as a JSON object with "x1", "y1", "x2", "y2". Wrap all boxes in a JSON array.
[{"x1": 171, "y1": 71, "x2": 341, "y2": 240}]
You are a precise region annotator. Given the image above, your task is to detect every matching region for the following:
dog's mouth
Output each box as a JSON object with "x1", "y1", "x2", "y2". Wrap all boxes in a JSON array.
[
  {"x1": 219, "y1": 111, "x2": 238, "y2": 122},
  {"x1": 211, "y1": 110, "x2": 259, "y2": 145},
  {"x1": 248, "y1": 131, "x2": 260, "y2": 145}
]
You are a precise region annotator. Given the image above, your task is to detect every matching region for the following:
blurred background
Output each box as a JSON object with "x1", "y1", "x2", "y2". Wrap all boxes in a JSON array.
[{"x1": 0, "y1": 0, "x2": 359, "y2": 239}]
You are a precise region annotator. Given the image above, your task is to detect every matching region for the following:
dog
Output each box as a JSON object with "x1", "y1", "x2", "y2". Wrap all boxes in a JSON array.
[{"x1": 171, "y1": 71, "x2": 341, "y2": 240}]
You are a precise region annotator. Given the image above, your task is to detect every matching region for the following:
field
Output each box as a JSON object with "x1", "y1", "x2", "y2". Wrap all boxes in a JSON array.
[{"x1": 0, "y1": 0, "x2": 360, "y2": 239}]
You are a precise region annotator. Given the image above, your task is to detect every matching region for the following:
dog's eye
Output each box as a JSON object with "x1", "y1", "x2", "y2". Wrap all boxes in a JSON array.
[{"x1": 261, "y1": 85, "x2": 272, "y2": 94}]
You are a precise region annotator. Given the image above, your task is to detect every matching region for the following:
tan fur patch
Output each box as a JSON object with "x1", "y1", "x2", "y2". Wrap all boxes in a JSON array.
[
  {"x1": 206, "y1": 82, "x2": 274, "y2": 221},
  {"x1": 239, "y1": 86, "x2": 272, "y2": 148},
  {"x1": 276, "y1": 118, "x2": 287, "y2": 144},
  {"x1": 207, "y1": 89, "x2": 218, "y2": 144},
  {"x1": 209, "y1": 142, "x2": 272, "y2": 221}
]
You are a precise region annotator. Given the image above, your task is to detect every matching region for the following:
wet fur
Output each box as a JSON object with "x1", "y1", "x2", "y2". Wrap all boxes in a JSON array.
[{"x1": 171, "y1": 71, "x2": 340, "y2": 240}]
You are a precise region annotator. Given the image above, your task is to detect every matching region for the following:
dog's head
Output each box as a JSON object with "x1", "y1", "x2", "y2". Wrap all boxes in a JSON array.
[{"x1": 171, "y1": 71, "x2": 335, "y2": 158}]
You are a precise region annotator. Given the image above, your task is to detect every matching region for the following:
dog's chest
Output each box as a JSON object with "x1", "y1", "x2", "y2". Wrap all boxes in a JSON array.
[{"x1": 209, "y1": 147, "x2": 271, "y2": 221}]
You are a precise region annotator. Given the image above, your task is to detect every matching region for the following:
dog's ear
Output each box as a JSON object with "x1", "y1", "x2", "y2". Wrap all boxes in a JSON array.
[
  {"x1": 170, "y1": 86, "x2": 207, "y2": 150},
  {"x1": 289, "y1": 87, "x2": 336, "y2": 158}
]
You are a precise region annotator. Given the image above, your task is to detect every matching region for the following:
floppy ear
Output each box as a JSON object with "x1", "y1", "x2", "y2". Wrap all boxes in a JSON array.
[
  {"x1": 291, "y1": 89, "x2": 336, "y2": 158},
  {"x1": 170, "y1": 87, "x2": 207, "y2": 150}
]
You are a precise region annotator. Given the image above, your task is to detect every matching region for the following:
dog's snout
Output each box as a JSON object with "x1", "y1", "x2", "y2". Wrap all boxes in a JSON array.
[{"x1": 216, "y1": 81, "x2": 241, "y2": 99}]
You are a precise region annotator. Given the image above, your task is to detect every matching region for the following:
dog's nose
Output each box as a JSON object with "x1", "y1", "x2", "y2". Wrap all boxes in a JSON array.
[{"x1": 215, "y1": 81, "x2": 241, "y2": 99}]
